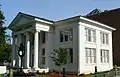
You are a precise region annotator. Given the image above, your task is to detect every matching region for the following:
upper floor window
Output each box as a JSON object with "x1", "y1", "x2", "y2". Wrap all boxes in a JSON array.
[
  {"x1": 100, "y1": 49, "x2": 109, "y2": 63},
  {"x1": 85, "y1": 48, "x2": 96, "y2": 64},
  {"x1": 100, "y1": 32, "x2": 109, "y2": 45},
  {"x1": 60, "y1": 28, "x2": 73, "y2": 42},
  {"x1": 85, "y1": 27, "x2": 96, "y2": 43},
  {"x1": 42, "y1": 31, "x2": 46, "y2": 43}
]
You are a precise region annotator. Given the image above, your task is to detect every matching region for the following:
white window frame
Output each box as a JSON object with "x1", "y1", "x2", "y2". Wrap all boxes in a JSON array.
[
  {"x1": 85, "y1": 27, "x2": 96, "y2": 43},
  {"x1": 67, "y1": 48, "x2": 73, "y2": 63},
  {"x1": 85, "y1": 48, "x2": 96, "y2": 64},
  {"x1": 100, "y1": 32, "x2": 109, "y2": 45},
  {"x1": 100, "y1": 49, "x2": 109, "y2": 63},
  {"x1": 60, "y1": 28, "x2": 73, "y2": 43},
  {"x1": 41, "y1": 48, "x2": 45, "y2": 65}
]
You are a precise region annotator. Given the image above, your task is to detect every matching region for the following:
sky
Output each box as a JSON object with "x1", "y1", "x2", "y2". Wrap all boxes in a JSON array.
[{"x1": 1, "y1": 0, "x2": 120, "y2": 35}]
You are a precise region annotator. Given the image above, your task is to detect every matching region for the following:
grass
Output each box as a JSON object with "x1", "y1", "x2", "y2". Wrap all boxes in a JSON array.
[
  {"x1": 80, "y1": 74, "x2": 94, "y2": 77},
  {"x1": 38, "y1": 75, "x2": 48, "y2": 77},
  {"x1": 38, "y1": 74, "x2": 94, "y2": 77},
  {"x1": 0, "y1": 74, "x2": 2, "y2": 77}
]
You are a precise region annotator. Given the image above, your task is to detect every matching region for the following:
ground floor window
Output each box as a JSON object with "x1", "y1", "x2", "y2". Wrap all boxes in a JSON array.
[
  {"x1": 41, "y1": 48, "x2": 45, "y2": 64},
  {"x1": 67, "y1": 48, "x2": 73, "y2": 63},
  {"x1": 85, "y1": 48, "x2": 96, "y2": 64},
  {"x1": 100, "y1": 49, "x2": 109, "y2": 63}
]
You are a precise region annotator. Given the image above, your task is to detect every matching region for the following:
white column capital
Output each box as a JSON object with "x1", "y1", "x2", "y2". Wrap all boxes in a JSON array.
[{"x1": 35, "y1": 29, "x2": 40, "y2": 32}]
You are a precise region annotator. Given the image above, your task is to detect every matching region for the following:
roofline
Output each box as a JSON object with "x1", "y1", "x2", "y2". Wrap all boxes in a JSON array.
[
  {"x1": 86, "y1": 8, "x2": 120, "y2": 17},
  {"x1": 19, "y1": 12, "x2": 54, "y2": 23},
  {"x1": 8, "y1": 12, "x2": 54, "y2": 29},
  {"x1": 80, "y1": 16, "x2": 116, "y2": 31},
  {"x1": 8, "y1": 12, "x2": 116, "y2": 31},
  {"x1": 8, "y1": 12, "x2": 21, "y2": 29},
  {"x1": 55, "y1": 15, "x2": 80, "y2": 23},
  {"x1": 35, "y1": 18, "x2": 53, "y2": 25}
]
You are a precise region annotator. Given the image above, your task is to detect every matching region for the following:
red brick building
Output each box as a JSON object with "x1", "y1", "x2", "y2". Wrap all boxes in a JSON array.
[{"x1": 87, "y1": 8, "x2": 120, "y2": 66}]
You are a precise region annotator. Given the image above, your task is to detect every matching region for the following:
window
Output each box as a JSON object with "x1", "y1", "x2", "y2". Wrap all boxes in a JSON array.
[
  {"x1": 42, "y1": 31, "x2": 46, "y2": 43},
  {"x1": 100, "y1": 49, "x2": 109, "y2": 63},
  {"x1": 69, "y1": 28, "x2": 73, "y2": 41},
  {"x1": 41, "y1": 48, "x2": 45, "y2": 64},
  {"x1": 60, "y1": 28, "x2": 73, "y2": 42},
  {"x1": 67, "y1": 48, "x2": 73, "y2": 63},
  {"x1": 60, "y1": 31, "x2": 64, "y2": 42},
  {"x1": 85, "y1": 28, "x2": 96, "y2": 43},
  {"x1": 100, "y1": 32, "x2": 109, "y2": 45},
  {"x1": 85, "y1": 48, "x2": 96, "y2": 64}
]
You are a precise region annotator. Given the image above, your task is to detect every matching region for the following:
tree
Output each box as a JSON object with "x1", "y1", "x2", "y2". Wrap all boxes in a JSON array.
[
  {"x1": 51, "y1": 48, "x2": 68, "y2": 73},
  {"x1": 0, "y1": 5, "x2": 12, "y2": 63},
  {"x1": 0, "y1": 5, "x2": 5, "y2": 26}
]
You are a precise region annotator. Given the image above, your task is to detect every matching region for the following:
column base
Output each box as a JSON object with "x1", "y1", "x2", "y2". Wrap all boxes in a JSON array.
[{"x1": 24, "y1": 66, "x2": 31, "y2": 69}]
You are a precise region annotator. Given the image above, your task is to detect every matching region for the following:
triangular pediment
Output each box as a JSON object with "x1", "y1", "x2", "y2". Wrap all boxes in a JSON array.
[
  {"x1": 15, "y1": 16, "x2": 33, "y2": 26},
  {"x1": 8, "y1": 12, "x2": 35, "y2": 29},
  {"x1": 8, "y1": 12, "x2": 54, "y2": 30}
]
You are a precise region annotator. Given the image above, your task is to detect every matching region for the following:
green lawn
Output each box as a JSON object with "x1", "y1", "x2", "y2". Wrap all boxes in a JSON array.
[
  {"x1": 80, "y1": 74, "x2": 94, "y2": 77},
  {"x1": 38, "y1": 75, "x2": 48, "y2": 77},
  {"x1": 0, "y1": 74, "x2": 2, "y2": 77},
  {"x1": 38, "y1": 74, "x2": 94, "y2": 77}
]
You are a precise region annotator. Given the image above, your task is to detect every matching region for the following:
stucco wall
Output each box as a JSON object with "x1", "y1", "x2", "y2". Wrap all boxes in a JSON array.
[
  {"x1": 51, "y1": 22, "x2": 79, "y2": 73},
  {"x1": 79, "y1": 21, "x2": 113, "y2": 74}
]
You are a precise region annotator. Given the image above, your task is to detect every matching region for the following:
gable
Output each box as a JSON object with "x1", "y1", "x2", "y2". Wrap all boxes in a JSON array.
[
  {"x1": 8, "y1": 12, "x2": 54, "y2": 30},
  {"x1": 15, "y1": 16, "x2": 34, "y2": 26},
  {"x1": 8, "y1": 12, "x2": 35, "y2": 29}
]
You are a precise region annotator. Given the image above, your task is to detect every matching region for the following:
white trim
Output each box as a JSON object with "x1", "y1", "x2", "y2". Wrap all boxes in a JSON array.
[
  {"x1": 80, "y1": 17, "x2": 116, "y2": 31},
  {"x1": 35, "y1": 18, "x2": 53, "y2": 25}
]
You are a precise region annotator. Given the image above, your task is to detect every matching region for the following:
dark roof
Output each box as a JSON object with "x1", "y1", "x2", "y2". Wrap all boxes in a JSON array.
[
  {"x1": 19, "y1": 12, "x2": 54, "y2": 23},
  {"x1": 8, "y1": 12, "x2": 54, "y2": 28},
  {"x1": 86, "y1": 8, "x2": 120, "y2": 28},
  {"x1": 86, "y1": 8, "x2": 103, "y2": 16}
]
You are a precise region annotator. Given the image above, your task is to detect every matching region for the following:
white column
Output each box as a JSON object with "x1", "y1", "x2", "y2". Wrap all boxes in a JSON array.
[
  {"x1": 12, "y1": 35, "x2": 16, "y2": 67},
  {"x1": 25, "y1": 32, "x2": 30, "y2": 68},
  {"x1": 78, "y1": 24, "x2": 85, "y2": 74},
  {"x1": 77, "y1": 25, "x2": 81, "y2": 74},
  {"x1": 109, "y1": 33, "x2": 113, "y2": 69},
  {"x1": 18, "y1": 34, "x2": 22, "y2": 68},
  {"x1": 96, "y1": 30, "x2": 101, "y2": 71},
  {"x1": 33, "y1": 30, "x2": 39, "y2": 69}
]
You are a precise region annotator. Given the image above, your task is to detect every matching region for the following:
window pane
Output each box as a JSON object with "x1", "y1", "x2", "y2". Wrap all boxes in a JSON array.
[
  {"x1": 85, "y1": 28, "x2": 96, "y2": 43},
  {"x1": 100, "y1": 32, "x2": 109, "y2": 44},
  {"x1": 100, "y1": 49, "x2": 109, "y2": 63},
  {"x1": 85, "y1": 48, "x2": 96, "y2": 64},
  {"x1": 69, "y1": 48, "x2": 73, "y2": 63},
  {"x1": 107, "y1": 50, "x2": 109, "y2": 63},
  {"x1": 106, "y1": 34, "x2": 109, "y2": 44},
  {"x1": 42, "y1": 48, "x2": 45, "y2": 55},
  {"x1": 60, "y1": 31, "x2": 63, "y2": 42},
  {"x1": 41, "y1": 57, "x2": 45, "y2": 64},
  {"x1": 69, "y1": 28, "x2": 73, "y2": 41},
  {"x1": 88, "y1": 29, "x2": 91, "y2": 41},
  {"x1": 65, "y1": 34, "x2": 68, "y2": 41},
  {"x1": 92, "y1": 30, "x2": 96, "y2": 42},
  {"x1": 42, "y1": 32, "x2": 45, "y2": 43}
]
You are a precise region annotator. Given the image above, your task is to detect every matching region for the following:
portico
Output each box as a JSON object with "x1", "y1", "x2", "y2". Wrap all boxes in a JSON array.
[
  {"x1": 9, "y1": 12, "x2": 53, "y2": 72},
  {"x1": 14, "y1": 30, "x2": 40, "y2": 69}
]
